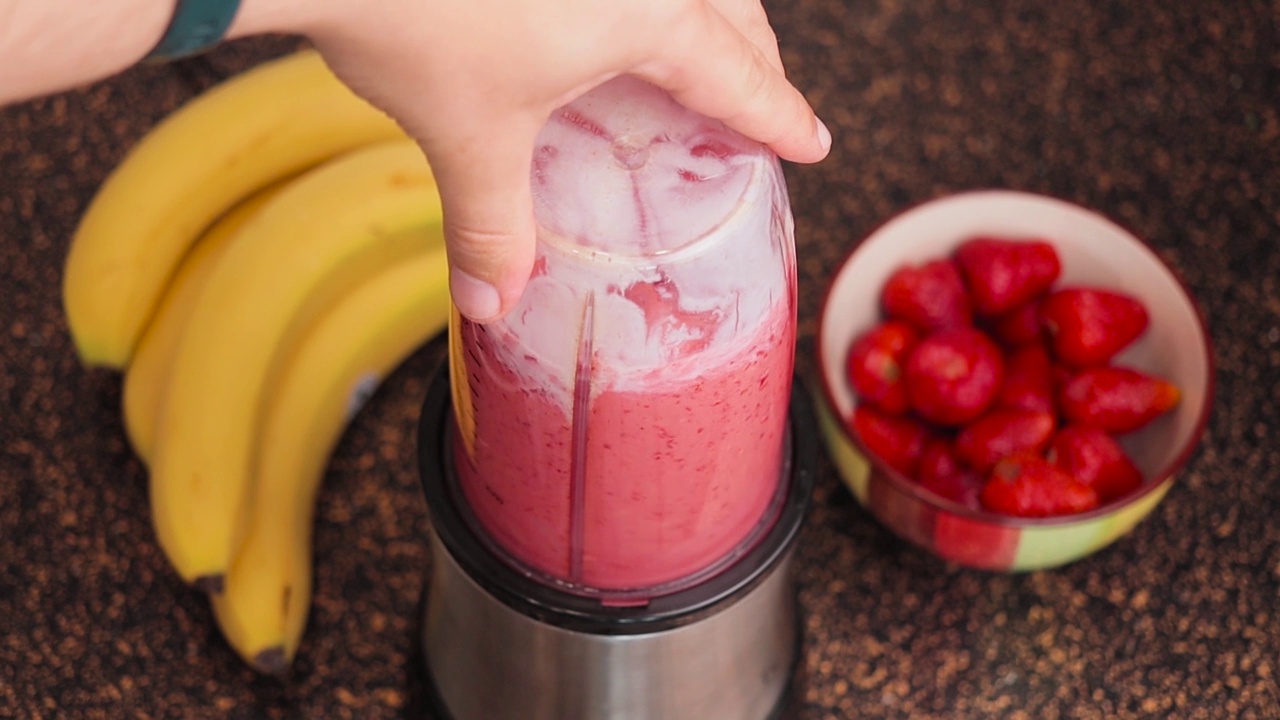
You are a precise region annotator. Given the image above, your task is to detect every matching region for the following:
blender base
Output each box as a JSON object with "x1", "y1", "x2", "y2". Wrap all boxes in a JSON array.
[{"x1": 416, "y1": 359, "x2": 818, "y2": 720}]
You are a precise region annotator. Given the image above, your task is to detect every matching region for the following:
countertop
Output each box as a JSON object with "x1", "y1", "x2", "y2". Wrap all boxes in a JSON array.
[{"x1": 3, "y1": 1, "x2": 1279, "y2": 718}]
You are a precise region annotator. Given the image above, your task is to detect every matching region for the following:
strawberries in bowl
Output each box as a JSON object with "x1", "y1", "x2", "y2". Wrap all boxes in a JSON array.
[
  {"x1": 816, "y1": 191, "x2": 1212, "y2": 572},
  {"x1": 843, "y1": 235, "x2": 1178, "y2": 519}
]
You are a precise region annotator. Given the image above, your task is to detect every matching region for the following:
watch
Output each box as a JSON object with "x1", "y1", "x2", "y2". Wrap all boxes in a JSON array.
[{"x1": 144, "y1": 0, "x2": 243, "y2": 63}]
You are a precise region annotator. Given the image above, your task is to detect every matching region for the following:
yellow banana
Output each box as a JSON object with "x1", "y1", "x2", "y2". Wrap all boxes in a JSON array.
[
  {"x1": 64, "y1": 49, "x2": 406, "y2": 368},
  {"x1": 122, "y1": 184, "x2": 284, "y2": 463},
  {"x1": 211, "y1": 243, "x2": 451, "y2": 673},
  {"x1": 149, "y1": 138, "x2": 442, "y2": 589}
]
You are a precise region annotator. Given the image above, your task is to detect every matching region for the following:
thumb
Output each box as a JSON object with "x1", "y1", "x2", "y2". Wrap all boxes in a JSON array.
[
  {"x1": 422, "y1": 117, "x2": 542, "y2": 323},
  {"x1": 636, "y1": 1, "x2": 829, "y2": 165}
]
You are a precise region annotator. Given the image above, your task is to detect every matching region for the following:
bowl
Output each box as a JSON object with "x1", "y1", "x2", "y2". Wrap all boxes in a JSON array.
[{"x1": 815, "y1": 190, "x2": 1213, "y2": 572}]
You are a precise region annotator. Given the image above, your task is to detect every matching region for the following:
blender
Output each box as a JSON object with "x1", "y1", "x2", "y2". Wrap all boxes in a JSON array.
[{"x1": 416, "y1": 76, "x2": 817, "y2": 720}]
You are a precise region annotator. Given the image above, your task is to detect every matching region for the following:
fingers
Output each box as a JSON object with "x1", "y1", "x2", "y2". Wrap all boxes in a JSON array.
[
  {"x1": 707, "y1": 0, "x2": 784, "y2": 73},
  {"x1": 419, "y1": 115, "x2": 543, "y2": 322},
  {"x1": 635, "y1": 1, "x2": 830, "y2": 164}
]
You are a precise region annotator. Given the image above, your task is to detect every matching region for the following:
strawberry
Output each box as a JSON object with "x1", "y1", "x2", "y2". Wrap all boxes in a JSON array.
[
  {"x1": 916, "y1": 439, "x2": 983, "y2": 509},
  {"x1": 1047, "y1": 427, "x2": 1144, "y2": 503},
  {"x1": 880, "y1": 259, "x2": 972, "y2": 331},
  {"x1": 1060, "y1": 366, "x2": 1180, "y2": 433},
  {"x1": 997, "y1": 343, "x2": 1056, "y2": 414},
  {"x1": 1040, "y1": 287, "x2": 1149, "y2": 367},
  {"x1": 980, "y1": 453, "x2": 1100, "y2": 517},
  {"x1": 954, "y1": 237, "x2": 1062, "y2": 316},
  {"x1": 954, "y1": 409, "x2": 1057, "y2": 473},
  {"x1": 904, "y1": 327, "x2": 1004, "y2": 426},
  {"x1": 990, "y1": 297, "x2": 1045, "y2": 347},
  {"x1": 850, "y1": 405, "x2": 929, "y2": 476},
  {"x1": 1051, "y1": 362, "x2": 1075, "y2": 392},
  {"x1": 920, "y1": 468, "x2": 985, "y2": 510},
  {"x1": 918, "y1": 438, "x2": 962, "y2": 484},
  {"x1": 845, "y1": 321, "x2": 919, "y2": 415}
]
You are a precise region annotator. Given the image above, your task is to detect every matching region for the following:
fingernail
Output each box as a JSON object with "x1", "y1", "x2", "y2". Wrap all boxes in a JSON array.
[
  {"x1": 450, "y1": 267, "x2": 501, "y2": 321},
  {"x1": 816, "y1": 118, "x2": 832, "y2": 152}
]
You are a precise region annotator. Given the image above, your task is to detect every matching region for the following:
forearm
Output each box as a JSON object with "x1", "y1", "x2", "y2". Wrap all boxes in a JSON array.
[{"x1": 0, "y1": 0, "x2": 329, "y2": 105}]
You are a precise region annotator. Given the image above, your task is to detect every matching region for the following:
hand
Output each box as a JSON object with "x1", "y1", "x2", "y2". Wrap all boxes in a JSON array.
[
  {"x1": 0, "y1": 0, "x2": 829, "y2": 322},
  {"x1": 302, "y1": 0, "x2": 831, "y2": 321}
]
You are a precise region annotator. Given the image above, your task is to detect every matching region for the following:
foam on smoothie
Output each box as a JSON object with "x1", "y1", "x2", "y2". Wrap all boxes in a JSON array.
[{"x1": 494, "y1": 75, "x2": 793, "y2": 403}]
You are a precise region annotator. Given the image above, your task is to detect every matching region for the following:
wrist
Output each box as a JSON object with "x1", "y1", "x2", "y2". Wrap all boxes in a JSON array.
[{"x1": 227, "y1": 0, "x2": 350, "y2": 40}]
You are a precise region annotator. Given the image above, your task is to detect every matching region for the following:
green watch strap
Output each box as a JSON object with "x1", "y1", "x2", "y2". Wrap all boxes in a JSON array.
[{"x1": 144, "y1": 0, "x2": 243, "y2": 63}]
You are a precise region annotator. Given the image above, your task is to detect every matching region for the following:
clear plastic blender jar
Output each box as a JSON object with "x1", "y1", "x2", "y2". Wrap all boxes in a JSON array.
[{"x1": 448, "y1": 76, "x2": 797, "y2": 601}]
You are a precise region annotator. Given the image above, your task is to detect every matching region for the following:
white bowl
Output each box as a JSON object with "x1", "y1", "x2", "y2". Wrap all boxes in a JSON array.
[{"x1": 815, "y1": 190, "x2": 1214, "y2": 571}]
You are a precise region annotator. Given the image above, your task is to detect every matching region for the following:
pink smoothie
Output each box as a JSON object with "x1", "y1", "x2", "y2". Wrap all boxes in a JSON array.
[
  {"x1": 454, "y1": 293, "x2": 794, "y2": 593},
  {"x1": 449, "y1": 76, "x2": 797, "y2": 595}
]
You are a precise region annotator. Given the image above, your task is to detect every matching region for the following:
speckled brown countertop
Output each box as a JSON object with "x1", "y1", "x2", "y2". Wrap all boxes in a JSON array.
[{"x1": 2, "y1": 1, "x2": 1278, "y2": 718}]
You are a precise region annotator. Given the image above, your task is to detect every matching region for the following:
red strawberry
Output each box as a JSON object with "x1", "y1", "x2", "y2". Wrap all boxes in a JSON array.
[
  {"x1": 920, "y1": 469, "x2": 985, "y2": 510},
  {"x1": 1051, "y1": 362, "x2": 1074, "y2": 392},
  {"x1": 880, "y1": 259, "x2": 972, "y2": 331},
  {"x1": 918, "y1": 438, "x2": 962, "y2": 483},
  {"x1": 1047, "y1": 427, "x2": 1144, "y2": 503},
  {"x1": 980, "y1": 453, "x2": 1100, "y2": 517},
  {"x1": 990, "y1": 297, "x2": 1045, "y2": 347},
  {"x1": 954, "y1": 409, "x2": 1057, "y2": 473},
  {"x1": 851, "y1": 405, "x2": 929, "y2": 476},
  {"x1": 904, "y1": 327, "x2": 1005, "y2": 426},
  {"x1": 955, "y1": 237, "x2": 1062, "y2": 316},
  {"x1": 997, "y1": 343, "x2": 1056, "y2": 414},
  {"x1": 1060, "y1": 366, "x2": 1181, "y2": 433},
  {"x1": 845, "y1": 321, "x2": 919, "y2": 415},
  {"x1": 1040, "y1": 288, "x2": 1149, "y2": 367},
  {"x1": 916, "y1": 439, "x2": 983, "y2": 509}
]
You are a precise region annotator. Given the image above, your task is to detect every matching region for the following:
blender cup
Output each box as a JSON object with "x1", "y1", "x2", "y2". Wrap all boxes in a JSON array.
[
  {"x1": 448, "y1": 76, "x2": 798, "y2": 600},
  {"x1": 420, "y1": 75, "x2": 816, "y2": 720}
]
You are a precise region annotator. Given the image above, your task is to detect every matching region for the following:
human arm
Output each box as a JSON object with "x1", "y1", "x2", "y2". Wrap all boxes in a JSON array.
[{"x1": 0, "y1": 0, "x2": 830, "y2": 321}]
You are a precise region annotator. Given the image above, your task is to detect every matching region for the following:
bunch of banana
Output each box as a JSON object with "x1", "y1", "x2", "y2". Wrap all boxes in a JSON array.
[{"x1": 64, "y1": 50, "x2": 454, "y2": 673}]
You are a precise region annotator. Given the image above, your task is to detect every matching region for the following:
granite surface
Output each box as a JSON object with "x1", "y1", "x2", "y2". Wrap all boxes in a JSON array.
[{"x1": 2, "y1": 1, "x2": 1279, "y2": 718}]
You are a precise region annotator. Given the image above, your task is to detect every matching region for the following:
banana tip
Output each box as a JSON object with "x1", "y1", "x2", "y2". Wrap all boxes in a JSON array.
[
  {"x1": 252, "y1": 647, "x2": 290, "y2": 675},
  {"x1": 69, "y1": 337, "x2": 126, "y2": 370},
  {"x1": 194, "y1": 574, "x2": 225, "y2": 594}
]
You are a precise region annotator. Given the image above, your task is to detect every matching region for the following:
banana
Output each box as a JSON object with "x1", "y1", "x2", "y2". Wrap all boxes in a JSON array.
[
  {"x1": 122, "y1": 184, "x2": 284, "y2": 463},
  {"x1": 149, "y1": 138, "x2": 442, "y2": 589},
  {"x1": 211, "y1": 243, "x2": 451, "y2": 673},
  {"x1": 64, "y1": 49, "x2": 406, "y2": 368}
]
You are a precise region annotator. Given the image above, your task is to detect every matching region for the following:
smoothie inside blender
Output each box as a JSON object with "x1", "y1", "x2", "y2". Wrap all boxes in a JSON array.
[{"x1": 449, "y1": 76, "x2": 798, "y2": 601}]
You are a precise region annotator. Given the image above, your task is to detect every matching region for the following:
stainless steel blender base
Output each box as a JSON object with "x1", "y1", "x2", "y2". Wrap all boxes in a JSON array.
[
  {"x1": 423, "y1": 533, "x2": 797, "y2": 720},
  {"x1": 416, "y1": 359, "x2": 818, "y2": 720}
]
